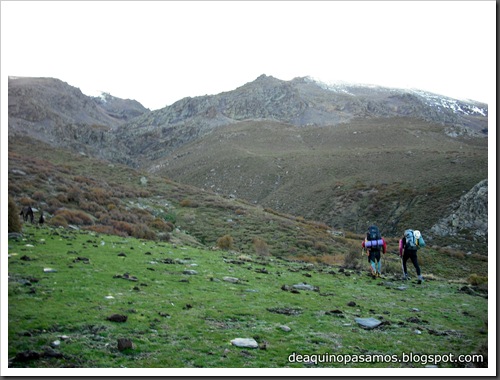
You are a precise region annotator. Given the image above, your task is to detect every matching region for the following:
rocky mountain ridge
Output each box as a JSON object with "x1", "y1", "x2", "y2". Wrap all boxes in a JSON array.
[
  {"x1": 7, "y1": 75, "x2": 489, "y2": 252},
  {"x1": 113, "y1": 74, "x2": 487, "y2": 163},
  {"x1": 8, "y1": 77, "x2": 149, "y2": 162}
]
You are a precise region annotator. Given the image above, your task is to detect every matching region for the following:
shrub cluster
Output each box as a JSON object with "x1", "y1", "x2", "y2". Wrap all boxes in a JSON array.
[
  {"x1": 343, "y1": 248, "x2": 362, "y2": 269},
  {"x1": 468, "y1": 274, "x2": 487, "y2": 286},
  {"x1": 217, "y1": 235, "x2": 234, "y2": 250},
  {"x1": 53, "y1": 209, "x2": 94, "y2": 225},
  {"x1": 253, "y1": 237, "x2": 270, "y2": 256},
  {"x1": 8, "y1": 196, "x2": 22, "y2": 233}
]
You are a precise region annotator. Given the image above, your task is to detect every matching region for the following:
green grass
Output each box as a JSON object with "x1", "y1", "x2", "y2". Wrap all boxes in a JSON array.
[{"x1": 7, "y1": 225, "x2": 488, "y2": 369}]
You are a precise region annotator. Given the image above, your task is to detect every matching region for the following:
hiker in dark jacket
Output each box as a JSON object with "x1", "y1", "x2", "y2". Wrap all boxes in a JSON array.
[
  {"x1": 362, "y1": 225, "x2": 387, "y2": 278},
  {"x1": 399, "y1": 230, "x2": 424, "y2": 284}
]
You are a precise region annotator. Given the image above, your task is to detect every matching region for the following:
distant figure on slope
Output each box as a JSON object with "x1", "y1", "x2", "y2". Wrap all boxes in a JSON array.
[
  {"x1": 39, "y1": 210, "x2": 45, "y2": 225},
  {"x1": 362, "y1": 225, "x2": 387, "y2": 278},
  {"x1": 19, "y1": 206, "x2": 34, "y2": 223},
  {"x1": 399, "y1": 229, "x2": 426, "y2": 284}
]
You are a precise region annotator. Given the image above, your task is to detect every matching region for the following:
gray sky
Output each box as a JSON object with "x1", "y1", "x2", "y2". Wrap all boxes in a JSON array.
[{"x1": 1, "y1": 1, "x2": 496, "y2": 110}]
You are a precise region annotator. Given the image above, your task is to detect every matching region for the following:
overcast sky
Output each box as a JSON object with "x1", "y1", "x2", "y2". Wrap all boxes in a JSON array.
[{"x1": 1, "y1": 1, "x2": 496, "y2": 111}]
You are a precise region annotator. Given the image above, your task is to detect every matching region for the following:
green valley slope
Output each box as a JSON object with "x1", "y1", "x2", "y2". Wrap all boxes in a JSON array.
[{"x1": 147, "y1": 117, "x2": 488, "y2": 253}]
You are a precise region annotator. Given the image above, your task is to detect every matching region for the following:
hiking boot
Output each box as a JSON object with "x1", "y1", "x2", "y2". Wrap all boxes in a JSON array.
[
  {"x1": 402, "y1": 273, "x2": 410, "y2": 281},
  {"x1": 417, "y1": 275, "x2": 424, "y2": 284}
]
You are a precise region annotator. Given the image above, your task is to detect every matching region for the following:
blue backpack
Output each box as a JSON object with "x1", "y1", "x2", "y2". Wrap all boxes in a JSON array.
[
  {"x1": 404, "y1": 229, "x2": 418, "y2": 250},
  {"x1": 365, "y1": 225, "x2": 383, "y2": 249}
]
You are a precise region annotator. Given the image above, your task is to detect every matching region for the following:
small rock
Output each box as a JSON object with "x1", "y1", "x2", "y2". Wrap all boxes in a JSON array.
[
  {"x1": 347, "y1": 301, "x2": 356, "y2": 307},
  {"x1": 223, "y1": 276, "x2": 239, "y2": 283},
  {"x1": 50, "y1": 340, "x2": 61, "y2": 348},
  {"x1": 292, "y1": 283, "x2": 318, "y2": 291},
  {"x1": 230, "y1": 338, "x2": 258, "y2": 348},
  {"x1": 280, "y1": 325, "x2": 292, "y2": 332},
  {"x1": 355, "y1": 317, "x2": 382, "y2": 329},
  {"x1": 43, "y1": 268, "x2": 57, "y2": 273},
  {"x1": 183, "y1": 270, "x2": 198, "y2": 275}
]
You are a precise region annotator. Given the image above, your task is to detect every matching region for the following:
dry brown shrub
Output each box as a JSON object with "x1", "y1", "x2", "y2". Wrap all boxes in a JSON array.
[
  {"x1": 180, "y1": 199, "x2": 199, "y2": 208},
  {"x1": 80, "y1": 201, "x2": 105, "y2": 213},
  {"x1": 54, "y1": 209, "x2": 94, "y2": 225},
  {"x1": 88, "y1": 187, "x2": 110, "y2": 205},
  {"x1": 109, "y1": 209, "x2": 139, "y2": 224},
  {"x1": 56, "y1": 193, "x2": 69, "y2": 203},
  {"x1": 32, "y1": 191, "x2": 46, "y2": 202},
  {"x1": 308, "y1": 221, "x2": 330, "y2": 230},
  {"x1": 112, "y1": 221, "x2": 135, "y2": 236},
  {"x1": 150, "y1": 218, "x2": 174, "y2": 232},
  {"x1": 468, "y1": 274, "x2": 488, "y2": 286},
  {"x1": 343, "y1": 248, "x2": 362, "y2": 269},
  {"x1": 67, "y1": 186, "x2": 82, "y2": 204},
  {"x1": 253, "y1": 238, "x2": 270, "y2": 256},
  {"x1": 131, "y1": 223, "x2": 156, "y2": 240},
  {"x1": 314, "y1": 241, "x2": 330, "y2": 253},
  {"x1": 217, "y1": 235, "x2": 234, "y2": 250},
  {"x1": 48, "y1": 214, "x2": 68, "y2": 228},
  {"x1": 296, "y1": 239, "x2": 314, "y2": 249},
  {"x1": 470, "y1": 253, "x2": 488, "y2": 262},
  {"x1": 19, "y1": 197, "x2": 34, "y2": 206},
  {"x1": 8, "y1": 196, "x2": 22, "y2": 233}
]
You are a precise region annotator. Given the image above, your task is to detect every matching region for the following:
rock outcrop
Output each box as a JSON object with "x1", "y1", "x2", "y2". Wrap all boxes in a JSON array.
[{"x1": 431, "y1": 179, "x2": 488, "y2": 241}]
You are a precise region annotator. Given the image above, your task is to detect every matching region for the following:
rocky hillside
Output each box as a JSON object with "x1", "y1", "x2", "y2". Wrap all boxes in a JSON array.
[
  {"x1": 114, "y1": 75, "x2": 487, "y2": 164},
  {"x1": 7, "y1": 75, "x2": 489, "y2": 253},
  {"x1": 431, "y1": 179, "x2": 488, "y2": 246},
  {"x1": 8, "y1": 77, "x2": 148, "y2": 162}
]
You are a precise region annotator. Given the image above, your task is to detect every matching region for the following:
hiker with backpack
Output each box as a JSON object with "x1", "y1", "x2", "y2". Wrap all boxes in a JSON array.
[
  {"x1": 362, "y1": 225, "x2": 387, "y2": 278},
  {"x1": 399, "y1": 229, "x2": 426, "y2": 284}
]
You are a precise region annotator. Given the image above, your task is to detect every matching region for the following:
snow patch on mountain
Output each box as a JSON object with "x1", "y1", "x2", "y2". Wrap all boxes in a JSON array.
[
  {"x1": 306, "y1": 77, "x2": 488, "y2": 118},
  {"x1": 408, "y1": 89, "x2": 487, "y2": 117}
]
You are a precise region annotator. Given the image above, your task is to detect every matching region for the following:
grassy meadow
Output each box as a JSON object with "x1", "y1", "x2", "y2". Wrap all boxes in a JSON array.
[
  {"x1": 6, "y1": 133, "x2": 490, "y2": 371},
  {"x1": 7, "y1": 224, "x2": 488, "y2": 369}
]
